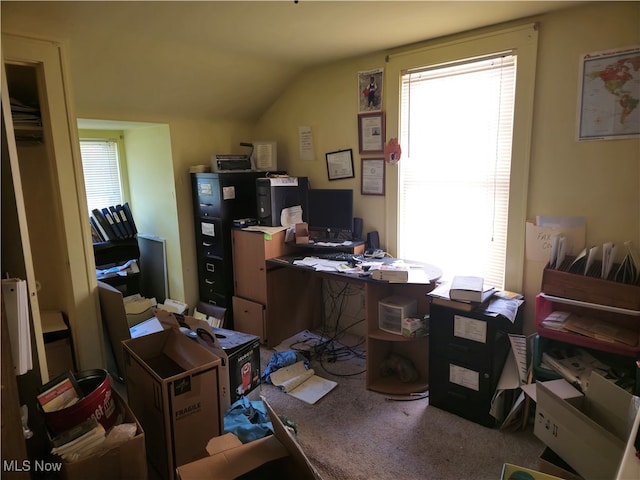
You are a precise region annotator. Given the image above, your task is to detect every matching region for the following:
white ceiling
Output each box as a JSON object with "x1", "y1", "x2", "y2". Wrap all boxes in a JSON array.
[{"x1": 2, "y1": 1, "x2": 586, "y2": 122}]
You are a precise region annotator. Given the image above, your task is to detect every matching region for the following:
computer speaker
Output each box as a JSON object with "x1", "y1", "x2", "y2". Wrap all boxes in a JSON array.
[
  {"x1": 353, "y1": 217, "x2": 363, "y2": 241},
  {"x1": 366, "y1": 231, "x2": 379, "y2": 250}
]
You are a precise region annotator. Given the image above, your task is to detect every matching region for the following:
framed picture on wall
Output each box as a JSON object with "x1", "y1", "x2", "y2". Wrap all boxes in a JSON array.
[
  {"x1": 358, "y1": 68, "x2": 383, "y2": 112},
  {"x1": 361, "y1": 158, "x2": 385, "y2": 195},
  {"x1": 358, "y1": 112, "x2": 385, "y2": 154},
  {"x1": 325, "y1": 149, "x2": 355, "y2": 180}
]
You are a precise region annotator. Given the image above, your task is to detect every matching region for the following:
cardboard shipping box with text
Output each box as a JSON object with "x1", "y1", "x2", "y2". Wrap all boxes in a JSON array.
[{"x1": 122, "y1": 328, "x2": 223, "y2": 480}]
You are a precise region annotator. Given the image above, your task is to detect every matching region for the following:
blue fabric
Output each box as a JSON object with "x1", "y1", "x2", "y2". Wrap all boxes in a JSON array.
[
  {"x1": 223, "y1": 397, "x2": 273, "y2": 443},
  {"x1": 261, "y1": 350, "x2": 309, "y2": 384}
]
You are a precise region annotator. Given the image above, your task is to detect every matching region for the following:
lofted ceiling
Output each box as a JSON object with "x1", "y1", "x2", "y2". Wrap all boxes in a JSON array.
[{"x1": 2, "y1": 1, "x2": 586, "y2": 122}]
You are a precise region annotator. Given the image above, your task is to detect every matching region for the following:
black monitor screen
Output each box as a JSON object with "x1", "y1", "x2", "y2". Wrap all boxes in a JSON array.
[{"x1": 307, "y1": 189, "x2": 354, "y2": 237}]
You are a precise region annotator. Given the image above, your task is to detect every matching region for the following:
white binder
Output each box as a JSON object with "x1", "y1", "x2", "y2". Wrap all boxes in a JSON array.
[{"x1": 2, "y1": 278, "x2": 32, "y2": 375}]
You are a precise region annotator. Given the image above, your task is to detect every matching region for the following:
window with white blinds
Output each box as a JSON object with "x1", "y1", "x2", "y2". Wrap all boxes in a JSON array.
[
  {"x1": 79, "y1": 139, "x2": 123, "y2": 213},
  {"x1": 398, "y1": 54, "x2": 516, "y2": 288}
]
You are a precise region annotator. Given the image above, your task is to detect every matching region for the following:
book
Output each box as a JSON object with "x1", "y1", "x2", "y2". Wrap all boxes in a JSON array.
[
  {"x1": 269, "y1": 360, "x2": 337, "y2": 404},
  {"x1": 103, "y1": 207, "x2": 124, "y2": 239},
  {"x1": 122, "y1": 202, "x2": 138, "y2": 236},
  {"x1": 91, "y1": 208, "x2": 117, "y2": 241},
  {"x1": 109, "y1": 205, "x2": 128, "y2": 238},
  {"x1": 371, "y1": 265, "x2": 409, "y2": 283},
  {"x1": 449, "y1": 276, "x2": 493, "y2": 303},
  {"x1": 428, "y1": 281, "x2": 496, "y2": 311},
  {"x1": 115, "y1": 204, "x2": 133, "y2": 237},
  {"x1": 51, "y1": 417, "x2": 99, "y2": 448},
  {"x1": 51, "y1": 421, "x2": 106, "y2": 462},
  {"x1": 89, "y1": 216, "x2": 104, "y2": 242},
  {"x1": 37, "y1": 371, "x2": 82, "y2": 413}
]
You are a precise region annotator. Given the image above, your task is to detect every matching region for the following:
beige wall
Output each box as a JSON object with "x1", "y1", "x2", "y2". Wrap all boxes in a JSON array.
[
  {"x1": 162, "y1": 118, "x2": 256, "y2": 307},
  {"x1": 2, "y1": 2, "x2": 638, "y2": 335},
  {"x1": 255, "y1": 1, "x2": 640, "y2": 333}
]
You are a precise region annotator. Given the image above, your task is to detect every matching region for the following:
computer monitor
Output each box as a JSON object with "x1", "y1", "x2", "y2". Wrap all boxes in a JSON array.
[{"x1": 307, "y1": 189, "x2": 354, "y2": 238}]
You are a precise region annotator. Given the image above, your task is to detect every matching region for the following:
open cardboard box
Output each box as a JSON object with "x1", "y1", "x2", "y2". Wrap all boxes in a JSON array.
[
  {"x1": 533, "y1": 372, "x2": 639, "y2": 480},
  {"x1": 61, "y1": 388, "x2": 146, "y2": 480},
  {"x1": 122, "y1": 328, "x2": 223, "y2": 480},
  {"x1": 538, "y1": 447, "x2": 583, "y2": 480},
  {"x1": 176, "y1": 396, "x2": 320, "y2": 480}
]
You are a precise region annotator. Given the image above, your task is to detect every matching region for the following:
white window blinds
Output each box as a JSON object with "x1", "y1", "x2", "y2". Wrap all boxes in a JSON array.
[
  {"x1": 398, "y1": 54, "x2": 516, "y2": 288},
  {"x1": 80, "y1": 139, "x2": 123, "y2": 213}
]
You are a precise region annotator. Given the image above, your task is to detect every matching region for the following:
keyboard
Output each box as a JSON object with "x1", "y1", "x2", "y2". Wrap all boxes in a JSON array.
[
  {"x1": 319, "y1": 252, "x2": 357, "y2": 262},
  {"x1": 312, "y1": 237, "x2": 346, "y2": 244}
]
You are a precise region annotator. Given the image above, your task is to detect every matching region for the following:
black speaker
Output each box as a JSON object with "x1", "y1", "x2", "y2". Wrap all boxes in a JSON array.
[
  {"x1": 366, "y1": 231, "x2": 379, "y2": 250},
  {"x1": 353, "y1": 217, "x2": 363, "y2": 241}
]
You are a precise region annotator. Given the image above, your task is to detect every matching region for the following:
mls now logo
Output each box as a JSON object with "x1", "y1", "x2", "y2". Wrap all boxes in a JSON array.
[{"x1": 3, "y1": 459, "x2": 63, "y2": 473}]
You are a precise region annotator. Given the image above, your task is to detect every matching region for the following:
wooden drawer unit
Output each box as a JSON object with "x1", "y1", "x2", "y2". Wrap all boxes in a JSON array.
[
  {"x1": 232, "y1": 228, "x2": 297, "y2": 345},
  {"x1": 232, "y1": 296, "x2": 265, "y2": 342}
]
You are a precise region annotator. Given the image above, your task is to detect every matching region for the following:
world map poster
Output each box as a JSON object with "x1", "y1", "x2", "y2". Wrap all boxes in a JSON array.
[{"x1": 577, "y1": 46, "x2": 640, "y2": 140}]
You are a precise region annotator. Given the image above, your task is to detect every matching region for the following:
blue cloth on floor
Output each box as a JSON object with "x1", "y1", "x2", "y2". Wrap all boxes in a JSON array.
[
  {"x1": 261, "y1": 350, "x2": 309, "y2": 384},
  {"x1": 223, "y1": 397, "x2": 273, "y2": 443}
]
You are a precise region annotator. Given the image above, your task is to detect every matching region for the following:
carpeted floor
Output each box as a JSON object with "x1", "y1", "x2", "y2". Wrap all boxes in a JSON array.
[{"x1": 258, "y1": 332, "x2": 545, "y2": 480}]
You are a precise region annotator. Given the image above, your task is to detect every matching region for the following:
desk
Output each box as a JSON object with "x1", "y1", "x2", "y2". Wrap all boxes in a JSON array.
[{"x1": 265, "y1": 255, "x2": 442, "y2": 394}]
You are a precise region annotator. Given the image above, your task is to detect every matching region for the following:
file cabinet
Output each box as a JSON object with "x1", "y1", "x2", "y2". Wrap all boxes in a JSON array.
[
  {"x1": 428, "y1": 299, "x2": 524, "y2": 427},
  {"x1": 191, "y1": 171, "x2": 280, "y2": 324}
]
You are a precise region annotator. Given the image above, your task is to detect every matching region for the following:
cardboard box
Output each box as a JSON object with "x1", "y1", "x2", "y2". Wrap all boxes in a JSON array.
[
  {"x1": 176, "y1": 397, "x2": 320, "y2": 480},
  {"x1": 122, "y1": 328, "x2": 223, "y2": 480},
  {"x1": 401, "y1": 316, "x2": 428, "y2": 338},
  {"x1": 542, "y1": 264, "x2": 640, "y2": 311},
  {"x1": 41, "y1": 310, "x2": 75, "y2": 379},
  {"x1": 538, "y1": 447, "x2": 583, "y2": 480},
  {"x1": 61, "y1": 388, "x2": 146, "y2": 480},
  {"x1": 210, "y1": 326, "x2": 261, "y2": 408},
  {"x1": 534, "y1": 373, "x2": 638, "y2": 480},
  {"x1": 295, "y1": 222, "x2": 309, "y2": 244},
  {"x1": 155, "y1": 310, "x2": 261, "y2": 415}
]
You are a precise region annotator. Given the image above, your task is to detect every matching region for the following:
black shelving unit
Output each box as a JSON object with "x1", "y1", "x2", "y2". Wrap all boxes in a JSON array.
[{"x1": 93, "y1": 238, "x2": 140, "y2": 296}]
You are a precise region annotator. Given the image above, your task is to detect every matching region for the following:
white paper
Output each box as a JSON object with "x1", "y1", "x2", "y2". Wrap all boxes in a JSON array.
[
  {"x1": 525, "y1": 216, "x2": 586, "y2": 263},
  {"x1": 449, "y1": 364, "x2": 479, "y2": 391},
  {"x1": 201, "y1": 222, "x2": 215, "y2": 237},
  {"x1": 453, "y1": 315, "x2": 487, "y2": 344},
  {"x1": 242, "y1": 225, "x2": 288, "y2": 235},
  {"x1": 602, "y1": 242, "x2": 618, "y2": 279},
  {"x1": 280, "y1": 205, "x2": 303, "y2": 227},
  {"x1": 222, "y1": 186, "x2": 235, "y2": 200},
  {"x1": 509, "y1": 334, "x2": 529, "y2": 385},
  {"x1": 270, "y1": 361, "x2": 337, "y2": 404},
  {"x1": 298, "y1": 126, "x2": 315, "y2": 161},
  {"x1": 254, "y1": 142, "x2": 276, "y2": 170},
  {"x1": 129, "y1": 317, "x2": 163, "y2": 338}
]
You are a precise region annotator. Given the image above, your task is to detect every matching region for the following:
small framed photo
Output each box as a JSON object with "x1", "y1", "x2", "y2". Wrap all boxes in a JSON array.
[
  {"x1": 358, "y1": 68, "x2": 383, "y2": 112},
  {"x1": 361, "y1": 158, "x2": 385, "y2": 196},
  {"x1": 358, "y1": 112, "x2": 385, "y2": 154},
  {"x1": 325, "y1": 149, "x2": 355, "y2": 181}
]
